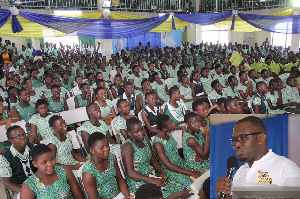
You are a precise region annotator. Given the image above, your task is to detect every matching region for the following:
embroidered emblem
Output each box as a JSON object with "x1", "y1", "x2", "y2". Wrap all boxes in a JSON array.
[{"x1": 257, "y1": 169, "x2": 272, "y2": 184}]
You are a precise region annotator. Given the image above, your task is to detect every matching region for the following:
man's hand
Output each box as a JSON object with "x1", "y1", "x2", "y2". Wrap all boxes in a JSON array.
[{"x1": 216, "y1": 177, "x2": 232, "y2": 198}]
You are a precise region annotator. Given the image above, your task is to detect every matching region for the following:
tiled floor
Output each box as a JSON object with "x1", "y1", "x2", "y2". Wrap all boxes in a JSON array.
[{"x1": 0, "y1": 178, "x2": 7, "y2": 199}]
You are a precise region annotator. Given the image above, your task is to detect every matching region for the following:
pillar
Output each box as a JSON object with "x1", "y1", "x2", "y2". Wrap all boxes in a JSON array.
[{"x1": 290, "y1": 8, "x2": 300, "y2": 52}]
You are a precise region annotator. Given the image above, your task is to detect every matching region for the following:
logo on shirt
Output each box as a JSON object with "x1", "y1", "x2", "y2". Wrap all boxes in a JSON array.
[{"x1": 257, "y1": 169, "x2": 272, "y2": 184}]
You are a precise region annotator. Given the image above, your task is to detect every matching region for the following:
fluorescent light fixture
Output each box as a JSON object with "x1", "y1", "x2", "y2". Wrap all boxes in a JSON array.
[
  {"x1": 54, "y1": 11, "x2": 83, "y2": 15},
  {"x1": 159, "y1": 13, "x2": 167, "y2": 16},
  {"x1": 292, "y1": 0, "x2": 300, "y2": 7}
]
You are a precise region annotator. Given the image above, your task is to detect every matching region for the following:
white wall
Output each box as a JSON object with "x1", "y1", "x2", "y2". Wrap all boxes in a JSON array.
[
  {"x1": 0, "y1": 36, "x2": 27, "y2": 51},
  {"x1": 288, "y1": 114, "x2": 300, "y2": 167},
  {"x1": 95, "y1": 39, "x2": 113, "y2": 59}
]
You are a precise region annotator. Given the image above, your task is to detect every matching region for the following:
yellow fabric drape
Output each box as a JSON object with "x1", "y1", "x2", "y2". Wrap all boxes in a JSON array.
[
  {"x1": 110, "y1": 12, "x2": 148, "y2": 19},
  {"x1": 0, "y1": 16, "x2": 66, "y2": 38},
  {"x1": 54, "y1": 12, "x2": 103, "y2": 19},
  {"x1": 151, "y1": 17, "x2": 189, "y2": 32}
]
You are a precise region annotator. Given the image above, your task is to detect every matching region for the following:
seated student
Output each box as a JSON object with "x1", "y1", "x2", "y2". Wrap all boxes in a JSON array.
[
  {"x1": 46, "y1": 115, "x2": 87, "y2": 171},
  {"x1": 92, "y1": 79, "x2": 112, "y2": 101},
  {"x1": 191, "y1": 70, "x2": 208, "y2": 99},
  {"x1": 38, "y1": 75, "x2": 52, "y2": 98},
  {"x1": 82, "y1": 132, "x2": 133, "y2": 199},
  {"x1": 11, "y1": 89, "x2": 35, "y2": 130},
  {"x1": 152, "y1": 114, "x2": 201, "y2": 188},
  {"x1": 120, "y1": 82, "x2": 137, "y2": 115},
  {"x1": 225, "y1": 66, "x2": 238, "y2": 82},
  {"x1": 192, "y1": 100, "x2": 218, "y2": 128},
  {"x1": 265, "y1": 79, "x2": 286, "y2": 114},
  {"x1": 136, "y1": 79, "x2": 152, "y2": 113},
  {"x1": 158, "y1": 63, "x2": 170, "y2": 80},
  {"x1": 248, "y1": 69, "x2": 258, "y2": 94},
  {"x1": 257, "y1": 69, "x2": 271, "y2": 85},
  {"x1": 252, "y1": 81, "x2": 269, "y2": 114},
  {"x1": 224, "y1": 98, "x2": 242, "y2": 114},
  {"x1": 61, "y1": 72, "x2": 72, "y2": 91},
  {"x1": 47, "y1": 84, "x2": 68, "y2": 113},
  {"x1": 145, "y1": 63, "x2": 156, "y2": 83},
  {"x1": 237, "y1": 71, "x2": 253, "y2": 100},
  {"x1": 200, "y1": 68, "x2": 212, "y2": 94},
  {"x1": 29, "y1": 99, "x2": 56, "y2": 144},
  {"x1": 217, "y1": 98, "x2": 226, "y2": 114},
  {"x1": 135, "y1": 183, "x2": 192, "y2": 199},
  {"x1": 20, "y1": 144, "x2": 83, "y2": 199},
  {"x1": 179, "y1": 74, "x2": 196, "y2": 111},
  {"x1": 208, "y1": 80, "x2": 226, "y2": 106},
  {"x1": 211, "y1": 64, "x2": 226, "y2": 87},
  {"x1": 152, "y1": 72, "x2": 169, "y2": 104},
  {"x1": 0, "y1": 99, "x2": 19, "y2": 154},
  {"x1": 128, "y1": 65, "x2": 144, "y2": 94},
  {"x1": 141, "y1": 91, "x2": 163, "y2": 136},
  {"x1": 121, "y1": 117, "x2": 184, "y2": 197},
  {"x1": 4, "y1": 86, "x2": 19, "y2": 110},
  {"x1": 30, "y1": 69, "x2": 43, "y2": 88},
  {"x1": 52, "y1": 77, "x2": 70, "y2": 99},
  {"x1": 113, "y1": 99, "x2": 136, "y2": 143},
  {"x1": 0, "y1": 126, "x2": 36, "y2": 198},
  {"x1": 71, "y1": 75, "x2": 83, "y2": 96},
  {"x1": 94, "y1": 87, "x2": 117, "y2": 126},
  {"x1": 74, "y1": 83, "x2": 91, "y2": 108},
  {"x1": 282, "y1": 76, "x2": 300, "y2": 107},
  {"x1": 223, "y1": 75, "x2": 239, "y2": 99},
  {"x1": 22, "y1": 78, "x2": 44, "y2": 104},
  {"x1": 164, "y1": 86, "x2": 187, "y2": 127},
  {"x1": 182, "y1": 112, "x2": 210, "y2": 173},
  {"x1": 110, "y1": 74, "x2": 125, "y2": 99},
  {"x1": 78, "y1": 103, "x2": 115, "y2": 153}
]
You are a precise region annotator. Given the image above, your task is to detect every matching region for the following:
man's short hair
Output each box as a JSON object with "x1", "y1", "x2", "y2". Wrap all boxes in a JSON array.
[
  {"x1": 236, "y1": 116, "x2": 266, "y2": 133},
  {"x1": 6, "y1": 125, "x2": 22, "y2": 139}
]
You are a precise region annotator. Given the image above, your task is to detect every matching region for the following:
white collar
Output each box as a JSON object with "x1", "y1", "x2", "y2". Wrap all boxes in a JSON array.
[{"x1": 146, "y1": 105, "x2": 159, "y2": 115}]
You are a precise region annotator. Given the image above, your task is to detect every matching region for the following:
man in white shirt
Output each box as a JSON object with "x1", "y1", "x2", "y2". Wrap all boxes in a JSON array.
[{"x1": 216, "y1": 116, "x2": 300, "y2": 198}]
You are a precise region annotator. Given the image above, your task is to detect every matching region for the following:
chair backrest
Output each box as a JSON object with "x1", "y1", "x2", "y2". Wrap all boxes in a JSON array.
[
  {"x1": 59, "y1": 107, "x2": 89, "y2": 125},
  {"x1": 137, "y1": 110, "x2": 145, "y2": 126},
  {"x1": 248, "y1": 98, "x2": 254, "y2": 114},
  {"x1": 189, "y1": 170, "x2": 210, "y2": 195},
  {"x1": 165, "y1": 78, "x2": 174, "y2": 89},
  {"x1": 112, "y1": 98, "x2": 119, "y2": 114},
  {"x1": 207, "y1": 95, "x2": 213, "y2": 106},
  {"x1": 111, "y1": 117, "x2": 121, "y2": 144},
  {"x1": 77, "y1": 163, "x2": 88, "y2": 199},
  {"x1": 68, "y1": 130, "x2": 88, "y2": 158},
  {"x1": 0, "y1": 120, "x2": 27, "y2": 142},
  {"x1": 66, "y1": 96, "x2": 76, "y2": 110},
  {"x1": 110, "y1": 70, "x2": 117, "y2": 82},
  {"x1": 114, "y1": 148, "x2": 126, "y2": 179},
  {"x1": 171, "y1": 129, "x2": 183, "y2": 149},
  {"x1": 160, "y1": 102, "x2": 166, "y2": 112}
]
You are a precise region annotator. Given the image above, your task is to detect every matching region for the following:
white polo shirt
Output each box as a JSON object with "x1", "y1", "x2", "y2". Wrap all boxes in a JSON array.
[{"x1": 232, "y1": 150, "x2": 300, "y2": 187}]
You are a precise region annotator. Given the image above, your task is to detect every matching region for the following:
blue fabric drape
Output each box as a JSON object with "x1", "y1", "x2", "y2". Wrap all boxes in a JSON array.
[
  {"x1": 76, "y1": 15, "x2": 169, "y2": 39},
  {"x1": 210, "y1": 114, "x2": 288, "y2": 199},
  {"x1": 0, "y1": 9, "x2": 11, "y2": 29},
  {"x1": 174, "y1": 12, "x2": 232, "y2": 25},
  {"x1": 239, "y1": 13, "x2": 300, "y2": 34},
  {"x1": 11, "y1": 15, "x2": 23, "y2": 33},
  {"x1": 127, "y1": 32, "x2": 161, "y2": 50},
  {"x1": 171, "y1": 16, "x2": 176, "y2": 30},
  {"x1": 231, "y1": 14, "x2": 236, "y2": 30}
]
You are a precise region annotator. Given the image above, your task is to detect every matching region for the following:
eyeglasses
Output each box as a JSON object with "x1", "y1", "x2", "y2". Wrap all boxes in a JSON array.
[
  {"x1": 230, "y1": 132, "x2": 261, "y2": 146},
  {"x1": 9, "y1": 133, "x2": 28, "y2": 140}
]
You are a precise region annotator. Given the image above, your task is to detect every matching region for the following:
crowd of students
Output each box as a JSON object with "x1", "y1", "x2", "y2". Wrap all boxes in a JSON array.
[{"x1": 0, "y1": 37, "x2": 299, "y2": 198}]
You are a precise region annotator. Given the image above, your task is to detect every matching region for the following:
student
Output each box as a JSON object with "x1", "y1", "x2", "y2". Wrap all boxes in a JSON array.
[
  {"x1": 0, "y1": 126, "x2": 36, "y2": 198},
  {"x1": 120, "y1": 82, "x2": 137, "y2": 115},
  {"x1": 191, "y1": 70, "x2": 206, "y2": 98},
  {"x1": 223, "y1": 75, "x2": 238, "y2": 99},
  {"x1": 200, "y1": 68, "x2": 212, "y2": 94},
  {"x1": 208, "y1": 80, "x2": 226, "y2": 106},
  {"x1": 29, "y1": 99, "x2": 56, "y2": 144},
  {"x1": 217, "y1": 98, "x2": 226, "y2": 114},
  {"x1": 22, "y1": 78, "x2": 44, "y2": 104},
  {"x1": 38, "y1": 75, "x2": 52, "y2": 98},
  {"x1": 74, "y1": 83, "x2": 91, "y2": 108},
  {"x1": 164, "y1": 86, "x2": 187, "y2": 126},
  {"x1": 141, "y1": 91, "x2": 163, "y2": 136},
  {"x1": 94, "y1": 87, "x2": 117, "y2": 125},
  {"x1": 252, "y1": 81, "x2": 269, "y2": 114},
  {"x1": 237, "y1": 71, "x2": 253, "y2": 100},
  {"x1": 179, "y1": 74, "x2": 196, "y2": 111},
  {"x1": 248, "y1": 69, "x2": 258, "y2": 93},
  {"x1": 71, "y1": 75, "x2": 83, "y2": 96},
  {"x1": 192, "y1": 100, "x2": 218, "y2": 128},
  {"x1": 136, "y1": 79, "x2": 152, "y2": 113},
  {"x1": 152, "y1": 72, "x2": 169, "y2": 104},
  {"x1": 20, "y1": 144, "x2": 83, "y2": 199},
  {"x1": 121, "y1": 117, "x2": 184, "y2": 197},
  {"x1": 224, "y1": 98, "x2": 242, "y2": 114},
  {"x1": 78, "y1": 103, "x2": 115, "y2": 152},
  {"x1": 110, "y1": 74, "x2": 125, "y2": 99},
  {"x1": 0, "y1": 100, "x2": 19, "y2": 154},
  {"x1": 282, "y1": 77, "x2": 300, "y2": 107},
  {"x1": 182, "y1": 112, "x2": 210, "y2": 173},
  {"x1": 61, "y1": 72, "x2": 72, "y2": 91},
  {"x1": 159, "y1": 63, "x2": 170, "y2": 80},
  {"x1": 153, "y1": 114, "x2": 201, "y2": 188},
  {"x1": 211, "y1": 64, "x2": 226, "y2": 87},
  {"x1": 92, "y1": 79, "x2": 112, "y2": 101},
  {"x1": 46, "y1": 115, "x2": 87, "y2": 170},
  {"x1": 82, "y1": 132, "x2": 133, "y2": 199},
  {"x1": 113, "y1": 99, "x2": 136, "y2": 143},
  {"x1": 4, "y1": 86, "x2": 19, "y2": 111},
  {"x1": 47, "y1": 84, "x2": 68, "y2": 113},
  {"x1": 128, "y1": 65, "x2": 144, "y2": 93},
  {"x1": 265, "y1": 79, "x2": 286, "y2": 114}
]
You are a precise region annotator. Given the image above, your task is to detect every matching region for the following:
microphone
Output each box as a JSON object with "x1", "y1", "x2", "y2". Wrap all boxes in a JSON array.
[{"x1": 219, "y1": 156, "x2": 239, "y2": 199}]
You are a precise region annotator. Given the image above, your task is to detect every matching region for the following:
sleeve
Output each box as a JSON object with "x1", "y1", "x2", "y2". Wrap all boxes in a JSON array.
[
  {"x1": 253, "y1": 97, "x2": 262, "y2": 105},
  {"x1": 127, "y1": 74, "x2": 134, "y2": 80},
  {"x1": 28, "y1": 114, "x2": 37, "y2": 125},
  {"x1": 0, "y1": 155, "x2": 12, "y2": 177},
  {"x1": 209, "y1": 91, "x2": 217, "y2": 100},
  {"x1": 152, "y1": 82, "x2": 157, "y2": 90},
  {"x1": 282, "y1": 159, "x2": 300, "y2": 186},
  {"x1": 45, "y1": 137, "x2": 56, "y2": 146}
]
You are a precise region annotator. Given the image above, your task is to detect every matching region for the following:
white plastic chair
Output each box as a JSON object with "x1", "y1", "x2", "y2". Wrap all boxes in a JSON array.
[
  {"x1": 137, "y1": 110, "x2": 145, "y2": 126},
  {"x1": 189, "y1": 170, "x2": 210, "y2": 195},
  {"x1": 77, "y1": 163, "x2": 88, "y2": 199},
  {"x1": 111, "y1": 117, "x2": 121, "y2": 144},
  {"x1": 66, "y1": 96, "x2": 76, "y2": 110},
  {"x1": 114, "y1": 148, "x2": 126, "y2": 179},
  {"x1": 68, "y1": 130, "x2": 88, "y2": 157},
  {"x1": 110, "y1": 70, "x2": 117, "y2": 82},
  {"x1": 0, "y1": 120, "x2": 28, "y2": 142},
  {"x1": 165, "y1": 78, "x2": 174, "y2": 89},
  {"x1": 248, "y1": 98, "x2": 254, "y2": 114},
  {"x1": 171, "y1": 129, "x2": 183, "y2": 149},
  {"x1": 59, "y1": 107, "x2": 89, "y2": 125},
  {"x1": 112, "y1": 98, "x2": 119, "y2": 114}
]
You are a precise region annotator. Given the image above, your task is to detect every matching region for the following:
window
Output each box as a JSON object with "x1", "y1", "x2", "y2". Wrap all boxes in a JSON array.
[
  {"x1": 271, "y1": 22, "x2": 292, "y2": 48},
  {"x1": 201, "y1": 25, "x2": 228, "y2": 44}
]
